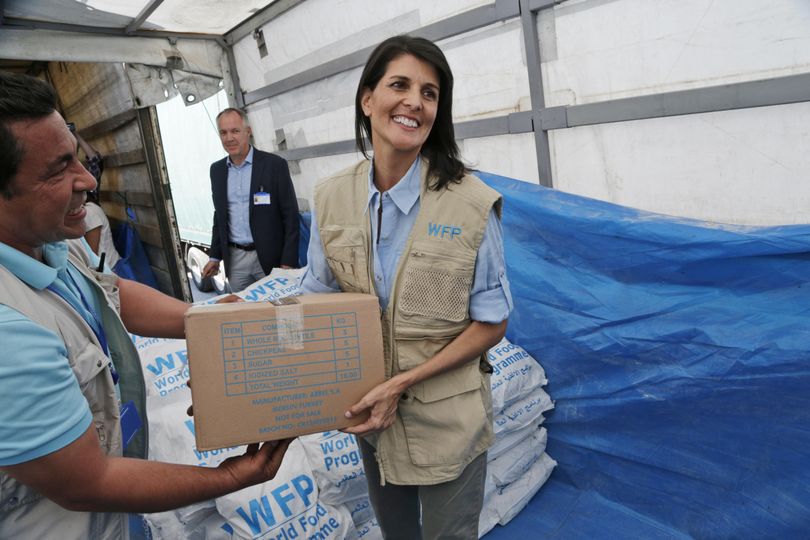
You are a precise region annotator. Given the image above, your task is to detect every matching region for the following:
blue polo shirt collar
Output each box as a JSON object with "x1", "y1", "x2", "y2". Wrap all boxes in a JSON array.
[
  {"x1": 0, "y1": 241, "x2": 67, "y2": 290},
  {"x1": 365, "y1": 158, "x2": 421, "y2": 216},
  {"x1": 227, "y1": 145, "x2": 254, "y2": 169}
]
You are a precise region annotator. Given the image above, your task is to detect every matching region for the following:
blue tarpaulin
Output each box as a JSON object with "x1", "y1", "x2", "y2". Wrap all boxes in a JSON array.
[
  {"x1": 113, "y1": 220, "x2": 159, "y2": 289},
  {"x1": 299, "y1": 211, "x2": 311, "y2": 268},
  {"x1": 476, "y1": 172, "x2": 810, "y2": 539}
]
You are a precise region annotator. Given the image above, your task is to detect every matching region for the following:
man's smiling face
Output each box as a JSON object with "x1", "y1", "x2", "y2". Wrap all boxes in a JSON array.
[
  {"x1": 218, "y1": 110, "x2": 252, "y2": 165},
  {"x1": 0, "y1": 111, "x2": 96, "y2": 258}
]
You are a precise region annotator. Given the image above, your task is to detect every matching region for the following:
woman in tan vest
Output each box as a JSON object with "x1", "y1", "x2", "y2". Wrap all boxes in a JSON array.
[{"x1": 300, "y1": 35, "x2": 512, "y2": 539}]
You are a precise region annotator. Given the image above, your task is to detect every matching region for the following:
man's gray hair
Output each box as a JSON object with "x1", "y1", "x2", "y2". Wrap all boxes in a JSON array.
[{"x1": 216, "y1": 107, "x2": 250, "y2": 127}]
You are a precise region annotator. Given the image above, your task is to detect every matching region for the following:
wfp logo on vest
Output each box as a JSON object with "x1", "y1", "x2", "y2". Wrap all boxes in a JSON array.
[{"x1": 428, "y1": 222, "x2": 462, "y2": 240}]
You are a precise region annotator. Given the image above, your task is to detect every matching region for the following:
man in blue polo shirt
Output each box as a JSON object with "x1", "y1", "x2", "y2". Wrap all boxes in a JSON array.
[{"x1": 0, "y1": 72, "x2": 291, "y2": 539}]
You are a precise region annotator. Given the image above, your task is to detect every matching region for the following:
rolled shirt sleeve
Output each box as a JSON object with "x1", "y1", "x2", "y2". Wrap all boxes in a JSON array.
[
  {"x1": 469, "y1": 207, "x2": 513, "y2": 323},
  {"x1": 298, "y1": 208, "x2": 341, "y2": 294}
]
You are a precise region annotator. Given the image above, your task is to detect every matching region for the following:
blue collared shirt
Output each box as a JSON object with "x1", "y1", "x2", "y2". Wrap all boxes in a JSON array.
[
  {"x1": 227, "y1": 145, "x2": 255, "y2": 245},
  {"x1": 300, "y1": 159, "x2": 512, "y2": 323},
  {"x1": 0, "y1": 241, "x2": 99, "y2": 465}
]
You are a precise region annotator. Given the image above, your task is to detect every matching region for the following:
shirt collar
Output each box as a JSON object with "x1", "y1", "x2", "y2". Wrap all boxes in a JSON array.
[
  {"x1": 227, "y1": 145, "x2": 254, "y2": 169},
  {"x1": 0, "y1": 241, "x2": 67, "y2": 290},
  {"x1": 365, "y1": 158, "x2": 421, "y2": 215}
]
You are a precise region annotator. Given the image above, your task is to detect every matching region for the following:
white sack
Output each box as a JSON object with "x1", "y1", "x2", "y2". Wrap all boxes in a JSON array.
[
  {"x1": 493, "y1": 388, "x2": 554, "y2": 436},
  {"x1": 489, "y1": 421, "x2": 541, "y2": 460},
  {"x1": 132, "y1": 335, "x2": 190, "y2": 401},
  {"x1": 487, "y1": 427, "x2": 548, "y2": 489},
  {"x1": 342, "y1": 494, "x2": 375, "y2": 527},
  {"x1": 299, "y1": 430, "x2": 368, "y2": 505},
  {"x1": 355, "y1": 517, "x2": 383, "y2": 540},
  {"x1": 488, "y1": 337, "x2": 547, "y2": 412},
  {"x1": 143, "y1": 393, "x2": 244, "y2": 534},
  {"x1": 201, "y1": 270, "x2": 304, "y2": 305},
  {"x1": 478, "y1": 452, "x2": 557, "y2": 537},
  {"x1": 215, "y1": 440, "x2": 358, "y2": 539}
]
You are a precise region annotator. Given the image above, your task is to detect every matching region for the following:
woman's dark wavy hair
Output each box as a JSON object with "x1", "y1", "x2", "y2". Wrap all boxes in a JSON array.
[
  {"x1": 354, "y1": 35, "x2": 466, "y2": 191},
  {"x1": 0, "y1": 72, "x2": 57, "y2": 199}
]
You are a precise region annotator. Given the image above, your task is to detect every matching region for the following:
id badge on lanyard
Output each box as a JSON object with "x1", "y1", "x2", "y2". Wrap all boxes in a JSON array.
[{"x1": 254, "y1": 186, "x2": 271, "y2": 206}]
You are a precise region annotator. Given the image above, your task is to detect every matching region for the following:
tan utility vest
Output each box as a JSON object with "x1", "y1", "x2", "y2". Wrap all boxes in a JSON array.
[
  {"x1": 314, "y1": 158, "x2": 502, "y2": 485},
  {"x1": 0, "y1": 239, "x2": 148, "y2": 540}
]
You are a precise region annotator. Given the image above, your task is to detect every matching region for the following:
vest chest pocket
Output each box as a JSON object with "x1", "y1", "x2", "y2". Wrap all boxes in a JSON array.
[
  {"x1": 63, "y1": 335, "x2": 109, "y2": 391},
  {"x1": 398, "y1": 248, "x2": 476, "y2": 324},
  {"x1": 87, "y1": 268, "x2": 121, "y2": 313},
  {"x1": 326, "y1": 254, "x2": 362, "y2": 292},
  {"x1": 321, "y1": 226, "x2": 368, "y2": 293},
  {"x1": 67, "y1": 345, "x2": 118, "y2": 453},
  {"x1": 69, "y1": 347, "x2": 112, "y2": 406}
]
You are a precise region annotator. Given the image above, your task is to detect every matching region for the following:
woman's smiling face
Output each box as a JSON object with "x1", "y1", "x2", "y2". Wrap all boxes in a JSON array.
[{"x1": 360, "y1": 53, "x2": 440, "y2": 160}]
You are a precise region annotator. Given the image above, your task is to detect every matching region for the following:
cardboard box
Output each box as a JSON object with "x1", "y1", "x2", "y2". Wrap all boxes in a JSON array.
[{"x1": 185, "y1": 293, "x2": 384, "y2": 450}]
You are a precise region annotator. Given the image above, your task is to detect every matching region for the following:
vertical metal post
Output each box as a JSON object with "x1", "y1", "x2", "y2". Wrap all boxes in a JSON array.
[
  {"x1": 137, "y1": 107, "x2": 191, "y2": 301},
  {"x1": 223, "y1": 40, "x2": 246, "y2": 109},
  {"x1": 519, "y1": 0, "x2": 553, "y2": 187}
]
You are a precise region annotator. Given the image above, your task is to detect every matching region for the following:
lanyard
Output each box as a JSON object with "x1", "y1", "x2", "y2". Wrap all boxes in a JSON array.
[{"x1": 47, "y1": 267, "x2": 119, "y2": 384}]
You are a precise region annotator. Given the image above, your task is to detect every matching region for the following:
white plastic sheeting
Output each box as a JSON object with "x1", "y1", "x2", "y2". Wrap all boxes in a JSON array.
[
  {"x1": 541, "y1": 0, "x2": 810, "y2": 225},
  {"x1": 540, "y1": 0, "x2": 810, "y2": 106},
  {"x1": 4, "y1": 0, "x2": 275, "y2": 34},
  {"x1": 550, "y1": 102, "x2": 810, "y2": 225},
  {"x1": 156, "y1": 91, "x2": 228, "y2": 244},
  {"x1": 234, "y1": 0, "x2": 810, "y2": 225},
  {"x1": 242, "y1": 0, "x2": 493, "y2": 78}
]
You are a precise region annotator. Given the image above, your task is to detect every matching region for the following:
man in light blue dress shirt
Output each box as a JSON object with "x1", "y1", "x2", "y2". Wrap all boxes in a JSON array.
[{"x1": 203, "y1": 108, "x2": 300, "y2": 292}]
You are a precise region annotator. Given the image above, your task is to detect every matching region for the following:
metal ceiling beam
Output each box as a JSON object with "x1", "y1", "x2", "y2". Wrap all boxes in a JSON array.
[
  {"x1": 125, "y1": 0, "x2": 165, "y2": 35},
  {"x1": 225, "y1": 0, "x2": 304, "y2": 45},
  {"x1": 1, "y1": 16, "x2": 221, "y2": 41},
  {"x1": 455, "y1": 111, "x2": 533, "y2": 140},
  {"x1": 538, "y1": 72, "x2": 810, "y2": 130},
  {"x1": 243, "y1": 45, "x2": 370, "y2": 106},
  {"x1": 243, "y1": 0, "x2": 521, "y2": 106},
  {"x1": 0, "y1": 27, "x2": 224, "y2": 77},
  {"x1": 411, "y1": 0, "x2": 520, "y2": 44},
  {"x1": 272, "y1": 72, "x2": 810, "y2": 163},
  {"x1": 528, "y1": 0, "x2": 566, "y2": 11}
]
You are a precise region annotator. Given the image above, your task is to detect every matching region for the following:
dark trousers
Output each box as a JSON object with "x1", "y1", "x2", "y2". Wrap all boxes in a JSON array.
[{"x1": 359, "y1": 437, "x2": 487, "y2": 540}]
